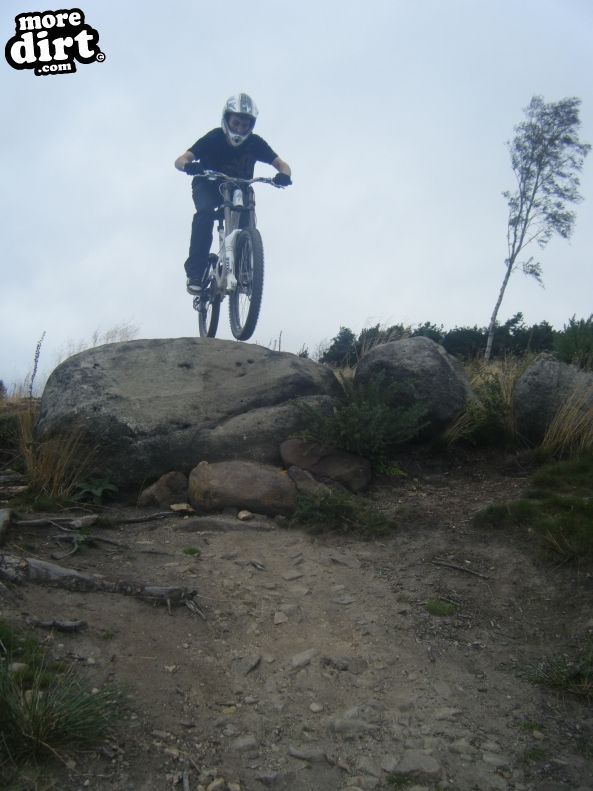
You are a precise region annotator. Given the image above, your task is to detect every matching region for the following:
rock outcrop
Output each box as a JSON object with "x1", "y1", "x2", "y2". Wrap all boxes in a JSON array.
[
  {"x1": 513, "y1": 354, "x2": 593, "y2": 443},
  {"x1": 36, "y1": 338, "x2": 339, "y2": 489},
  {"x1": 354, "y1": 337, "x2": 474, "y2": 434}
]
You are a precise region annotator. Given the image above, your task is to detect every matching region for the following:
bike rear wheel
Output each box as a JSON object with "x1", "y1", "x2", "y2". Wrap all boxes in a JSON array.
[
  {"x1": 197, "y1": 256, "x2": 221, "y2": 338},
  {"x1": 229, "y1": 228, "x2": 264, "y2": 341}
]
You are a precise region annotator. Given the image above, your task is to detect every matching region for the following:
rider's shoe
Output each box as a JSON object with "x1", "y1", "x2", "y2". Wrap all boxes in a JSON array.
[{"x1": 186, "y1": 278, "x2": 202, "y2": 295}]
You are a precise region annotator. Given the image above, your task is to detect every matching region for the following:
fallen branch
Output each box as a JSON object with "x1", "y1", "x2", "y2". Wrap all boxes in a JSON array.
[
  {"x1": 27, "y1": 617, "x2": 87, "y2": 633},
  {"x1": 8, "y1": 511, "x2": 177, "y2": 533},
  {"x1": 0, "y1": 553, "x2": 197, "y2": 612},
  {"x1": 10, "y1": 515, "x2": 99, "y2": 530},
  {"x1": 431, "y1": 558, "x2": 490, "y2": 580},
  {"x1": 116, "y1": 512, "x2": 176, "y2": 524}
]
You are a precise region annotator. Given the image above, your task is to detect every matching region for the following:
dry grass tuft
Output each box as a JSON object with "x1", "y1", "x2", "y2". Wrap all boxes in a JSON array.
[
  {"x1": 445, "y1": 356, "x2": 528, "y2": 446},
  {"x1": 17, "y1": 403, "x2": 97, "y2": 501},
  {"x1": 355, "y1": 324, "x2": 411, "y2": 362},
  {"x1": 541, "y1": 384, "x2": 593, "y2": 458}
]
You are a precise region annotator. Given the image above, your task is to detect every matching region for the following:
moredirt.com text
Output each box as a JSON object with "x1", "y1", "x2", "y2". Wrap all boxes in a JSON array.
[{"x1": 5, "y1": 8, "x2": 104, "y2": 76}]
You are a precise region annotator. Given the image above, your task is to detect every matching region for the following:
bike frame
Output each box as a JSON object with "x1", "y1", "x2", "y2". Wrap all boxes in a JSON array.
[{"x1": 197, "y1": 170, "x2": 276, "y2": 300}]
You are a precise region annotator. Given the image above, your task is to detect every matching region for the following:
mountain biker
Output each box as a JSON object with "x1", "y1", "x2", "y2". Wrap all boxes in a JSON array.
[{"x1": 175, "y1": 93, "x2": 292, "y2": 295}]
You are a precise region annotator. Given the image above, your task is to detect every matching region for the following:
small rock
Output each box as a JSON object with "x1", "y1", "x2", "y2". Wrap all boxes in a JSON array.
[
  {"x1": 332, "y1": 594, "x2": 355, "y2": 605},
  {"x1": 481, "y1": 751, "x2": 510, "y2": 769},
  {"x1": 450, "y1": 738, "x2": 476, "y2": 755},
  {"x1": 231, "y1": 735, "x2": 258, "y2": 752},
  {"x1": 290, "y1": 648, "x2": 318, "y2": 669},
  {"x1": 170, "y1": 502, "x2": 194, "y2": 513},
  {"x1": 393, "y1": 751, "x2": 441, "y2": 782},
  {"x1": 255, "y1": 773, "x2": 279, "y2": 787},
  {"x1": 288, "y1": 745, "x2": 327, "y2": 763},
  {"x1": 274, "y1": 612, "x2": 288, "y2": 625},
  {"x1": 239, "y1": 655, "x2": 262, "y2": 675},
  {"x1": 481, "y1": 738, "x2": 501, "y2": 751},
  {"x1": 357, "y1": 757, "x2": 382, "y2": 777},
  {"x1": 287, "y1": 466, "x2": 331, "y2": 497},
  {"x1": 331, "y1": 718, "x2": 379, "y2": 738},
  {"x1": 434, "y1": 706, "x2": 462, "y2": 720},
  {"x1": 380, "y1": 755, "x2": 399, "y2": 773},
  {"x1": 328, "y1": 552, "x2": 361, "y2": 569},
  {"x1": 289, "y1": 585, "x2": 311, "y2": 596},
  {"x1": 238, "y1": 510, "x2": 254, "y2": 521},
  {"x1": 282, "y1": 570, "x2": 304, "y2": 581},
  {"x1": 310, "y1": 702, "x2": 324, "y2": 713}
]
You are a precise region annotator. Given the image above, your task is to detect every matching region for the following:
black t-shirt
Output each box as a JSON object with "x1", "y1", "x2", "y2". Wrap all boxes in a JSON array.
[{"x1": 189, "y1": 128, "x2": 278, "y2": 178}]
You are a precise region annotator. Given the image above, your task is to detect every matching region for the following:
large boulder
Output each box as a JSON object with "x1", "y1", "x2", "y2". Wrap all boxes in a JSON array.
[
  {"x1": 513, "y1": 354, "x2": 593, "y2": 443},
  {"x1": 36, "y1": 338, "x2": 339, "y2": 489},
  {"x1": 188, "y1": 460, "x2": 296, "y2": 516},
  {"x1": 354, "y1": 337, "x2": 474, "y2": 434}
]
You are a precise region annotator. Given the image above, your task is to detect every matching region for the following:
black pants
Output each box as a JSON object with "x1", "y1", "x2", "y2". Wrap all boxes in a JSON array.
[{"x1": 184, "y1": 180, "x2": 220, "y2": 281}]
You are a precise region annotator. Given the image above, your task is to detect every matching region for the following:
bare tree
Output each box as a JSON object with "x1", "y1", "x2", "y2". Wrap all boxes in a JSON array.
[{"x1": 485, "y1": 96, "x2": 590, "y2": 360}]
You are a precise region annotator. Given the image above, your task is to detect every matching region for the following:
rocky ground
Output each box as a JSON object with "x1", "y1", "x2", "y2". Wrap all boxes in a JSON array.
[{"x1": 1, "y1": 449, "x2": 592, "y2": 791}]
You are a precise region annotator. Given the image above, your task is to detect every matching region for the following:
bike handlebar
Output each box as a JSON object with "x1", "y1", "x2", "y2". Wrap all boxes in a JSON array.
[{"x1": 194, "y1": 169, "x2": 279, "y2": 186}]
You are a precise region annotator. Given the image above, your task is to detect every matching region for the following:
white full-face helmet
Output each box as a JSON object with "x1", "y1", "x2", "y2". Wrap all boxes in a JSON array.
[{"x1": 221, "y1": 93, "x2": 259, "y2": 147}]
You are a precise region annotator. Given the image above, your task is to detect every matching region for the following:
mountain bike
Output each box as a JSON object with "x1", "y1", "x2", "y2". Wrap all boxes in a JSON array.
[{"x1": 191, "y1": 170, "x2": 283, "y2": 341}]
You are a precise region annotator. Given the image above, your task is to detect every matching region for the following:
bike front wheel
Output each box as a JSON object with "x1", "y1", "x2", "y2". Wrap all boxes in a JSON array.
[
  {"x1": 198, "y1": 256, "x2": 221, "y2": 338},
  {"x1": 229, "y1": 228, "x2": 264, "y2": 341}
]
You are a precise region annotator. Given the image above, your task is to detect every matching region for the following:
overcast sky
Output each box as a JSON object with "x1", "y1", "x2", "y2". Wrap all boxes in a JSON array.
[{"x1": 2, "y1": 0, "x2": 592, "y2": 388}]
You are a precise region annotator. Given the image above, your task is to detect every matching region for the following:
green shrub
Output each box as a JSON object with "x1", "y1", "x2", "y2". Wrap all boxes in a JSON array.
[
  {"x1": 0, "y1": 619, "x2": 124, "y2": 777},
  {"x1": 539, "y1": 384, "x2": 593, "y2": 459},
  {"x1": 298, "y1": 373, "x2": 427, "y2": 470},
  {"x1": 290, "y1": 490, "x2": 395, "y2": 537},
  {"x1": 528, "y1": 639, "x2": 593, "y2": 701},
  {"x1": 446, "y1": 358, "x2": 526, "y2": 447},
  {"x1": 554, "y1": 315, "x2": 593, "y2": 370},
  {"x1": 473, "y1": 456, "x2": 593, "y2": 560},
  {"x1": 425, "y1": 599, "x2": 457, "y2": 616},
  {"x1": 72, "y1": 477, "x2": 118, "y2": 505},
  {"x1": 530, "y1": 455, "x2": 593, "y2": 497}
]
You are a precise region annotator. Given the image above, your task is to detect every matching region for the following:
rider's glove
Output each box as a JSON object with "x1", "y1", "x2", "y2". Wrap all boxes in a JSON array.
[
  {"x1": 184, "y1": 161, "x2": 204, "y2": 176},
  {"x1": 273, "y1": 173, "x2": 292, "y2": 187}
]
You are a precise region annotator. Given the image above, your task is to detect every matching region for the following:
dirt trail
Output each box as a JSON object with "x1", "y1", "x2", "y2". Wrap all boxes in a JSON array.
[{"x1": 2, "y1": 454, "x2": 592, "y2": 790}]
